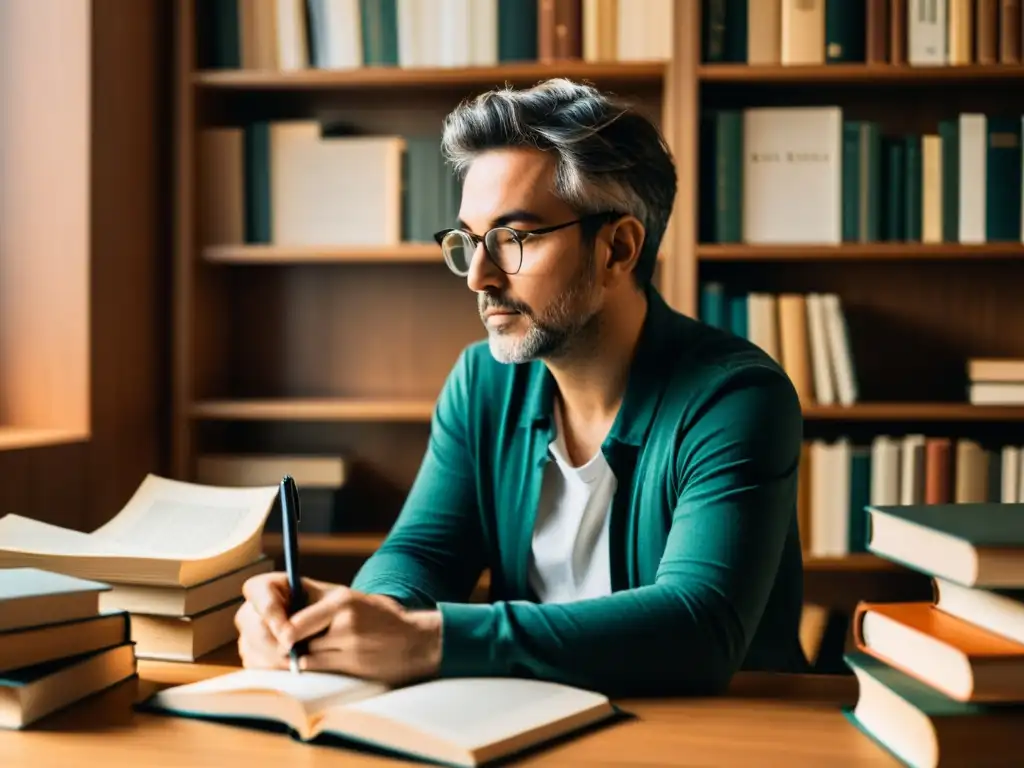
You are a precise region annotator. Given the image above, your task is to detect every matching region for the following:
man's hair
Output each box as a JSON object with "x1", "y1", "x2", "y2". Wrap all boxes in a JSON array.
[{"x1": 440, "y1": 78, "x2": 677, "y2": 287}]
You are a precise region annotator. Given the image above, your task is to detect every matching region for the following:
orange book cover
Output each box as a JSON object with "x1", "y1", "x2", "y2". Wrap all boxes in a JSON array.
[{"x1": 853, "y1": 601, "x2": 1024, "y2": 700}]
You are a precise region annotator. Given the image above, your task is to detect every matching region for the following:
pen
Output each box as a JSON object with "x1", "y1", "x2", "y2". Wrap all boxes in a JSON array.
[{"x1": 280, "y1": 475, "x2": 307, "y2": 674}]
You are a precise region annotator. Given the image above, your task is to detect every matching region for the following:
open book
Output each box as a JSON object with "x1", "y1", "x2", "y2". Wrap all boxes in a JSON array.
[
  {"x1": 0, "y1": 474, "x2": 278, "y2": 587},
  {"x1": 144, "y1": 668, "x2": 618, "y2": 767}
]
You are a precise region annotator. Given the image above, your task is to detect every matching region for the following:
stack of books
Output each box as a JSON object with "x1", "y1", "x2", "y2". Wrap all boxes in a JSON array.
[
  {"x1": 0, "y1": 474, "x2": 278, "y2": 662},
  {"x1": 845, "y1": 501, "x2": 1024, "y2": 766},
  {"x1": 0, "y1": 568, "x2": 135, "y2": 729},
  {"x1": 968, "y1": 358, "x2": 1024, "y2": 406}
]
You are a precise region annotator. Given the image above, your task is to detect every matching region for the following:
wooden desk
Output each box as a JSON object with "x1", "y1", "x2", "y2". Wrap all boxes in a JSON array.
[{"x1": 1, "y1": 649, "x2": 899, "y2": 767}]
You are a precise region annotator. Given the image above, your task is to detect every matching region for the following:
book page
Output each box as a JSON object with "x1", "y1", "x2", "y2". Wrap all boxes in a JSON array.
[
  {"x1": 0, "y1": 515, "x2": 132, "y2": 556},
  {"x1": 156, "y1": 669, "x2": 388, "y2": 718},
  {"x1": 90, "y1": 474, "x2": 278, "y2": 559},
  {"x1": 341, "y1": 678, "x2": 610, "y2": 750}
]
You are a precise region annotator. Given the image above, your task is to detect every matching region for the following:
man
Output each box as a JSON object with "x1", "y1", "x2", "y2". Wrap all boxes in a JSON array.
[{"x1": 235, "y1": 78, "x2": 807, "y2": 697}]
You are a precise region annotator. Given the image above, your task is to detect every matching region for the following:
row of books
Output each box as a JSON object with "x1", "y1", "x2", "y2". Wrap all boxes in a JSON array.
[
  {"x1": 699, "y1": 287, "x2": 858, "y2": 408},
  {"x1": 969, "y1": 357, "x2": 1024, "y2": 405},
  {"x1": 700, "y1": 107, "x2": 1023, "y2": 246},
  {"x1": 801, "y1": 436, "x2": 1024, "y2": 557},
  {"x1": 200, "y1": 125, "x2": 453, "y2": 248},
  {"x1": 199, "y1": 0, "x2": 670, "y2": 71},
  {"x1": 845, "y1": 501, "x2": 1024, "y2": 765},
  {"x1": 703, "y1": 0, "x2": 1024, "y2": 67}
]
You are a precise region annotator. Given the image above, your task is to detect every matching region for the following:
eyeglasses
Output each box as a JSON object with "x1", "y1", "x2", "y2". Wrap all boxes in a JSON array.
[{"x1": 433, "y1": 211, "x2": 622, "y2": 276}]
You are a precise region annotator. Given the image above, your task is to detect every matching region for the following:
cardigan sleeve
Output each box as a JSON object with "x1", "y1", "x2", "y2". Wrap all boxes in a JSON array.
[
  {"x1": 350, "y1": 349, "x2": 486, "y2": 609},
  {"x1": 434, "y1": 365, "x2": 803, "y2": 697}
]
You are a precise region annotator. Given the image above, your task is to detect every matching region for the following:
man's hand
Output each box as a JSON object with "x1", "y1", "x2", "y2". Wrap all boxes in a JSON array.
[
  {"x1": 234, "y1": 572, "x2": 441, "y2": 685},
  {"x1": 282, "y1": 585, "x2": 442, "y2": 685}
]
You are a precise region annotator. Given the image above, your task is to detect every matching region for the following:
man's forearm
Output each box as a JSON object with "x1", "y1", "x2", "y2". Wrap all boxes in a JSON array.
[
  {"x1": 352, "y1": 542, "x2": 483, "y2": 610},
  {"x1": 435, "y1": 583, "x2": 748, "y2": 697}
]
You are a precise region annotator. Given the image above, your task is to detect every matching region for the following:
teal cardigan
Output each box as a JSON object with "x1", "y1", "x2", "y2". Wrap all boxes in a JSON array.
[{"x1": 351, "y1": 285, "x2": 807, "y2": 696}]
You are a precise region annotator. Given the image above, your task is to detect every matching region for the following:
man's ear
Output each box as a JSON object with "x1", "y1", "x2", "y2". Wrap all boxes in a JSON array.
[{"x1": 605, "y1": 215, "x2": 646, "y2": 275}]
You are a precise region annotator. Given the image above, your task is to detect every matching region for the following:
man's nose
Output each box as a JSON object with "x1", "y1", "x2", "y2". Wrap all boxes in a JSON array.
[{"x1": 466, "y1": 240, "x2": 504, "y2": 294}]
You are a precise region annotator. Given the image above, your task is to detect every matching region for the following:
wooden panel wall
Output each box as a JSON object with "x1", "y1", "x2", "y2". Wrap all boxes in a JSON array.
[{"x1": 0, "y1": 0, "x2": 171, "y2": 532}]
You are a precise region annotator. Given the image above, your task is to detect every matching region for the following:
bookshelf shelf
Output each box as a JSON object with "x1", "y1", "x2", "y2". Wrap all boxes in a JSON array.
[
  {"x1": 203, "y1": 243, "x2": 442, "y2": 265},
  {"x1": 194, "y1": 61, "x2": 665, "y2": 92},
  {"x1": 802, "y1": 404, "x2": 1024, "y2": 422},
  {"x1": 698, "y1": 63, "x2": 1024, "y2": 85},
  {"x1": 262, "y1": 532, "x2": 384, "y2": 557},
  {"x1": 698, "y1": 243, "x2": 1024, "y2": 262},
  {"x1": 190, "y1": 398, "x2": 436, "y2": 422},
  {"x1": 0, "y1": 427, "x2": 89, "y2": 452},
  {"x1": 190, "y1": 400, "x2": 1024, "y2": 424},
  {"x1": 802, "y1": 554, "x2": 901, "y2": 572}
]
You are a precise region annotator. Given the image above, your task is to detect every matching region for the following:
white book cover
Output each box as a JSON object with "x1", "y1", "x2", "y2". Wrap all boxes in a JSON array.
[
  {"x1": 899, "y1": 434, "x2": 926, "y2": 505},
  {"x1": 439, "y1": 0, "x2": 472, "y2": 66},
  {"x1": 1003, "y1": 446, "x2": 1021, "y2": 503},
  {"x1": 747, "y1": 293, "x2": 780, "y2": 363},
  {"x1": 809, "y1": 440, "x2": 833, "y2": 557},
  {"x1": 270, "y1": 123, "x2": 404, "y2": 246},
  {"x1": 274, "y1": 0, "x2": 308, "y2": 70},
  {"x1": 870, "y1": 436, "x2": 901, "y2": 506},
  {"x1": 617, "y1": 0, "x2": 672, "y2": 60},
  {"x1": 958, "y1": 113, "x2": 987, "y2": 243},
  {"x1": 396, "y1": 0, "x2": 421, "y2": 66},
  {"x1": 320, "y1": 0, "x2": 362, "y2": 69},
  {"x1": 742, "y1": 107, "x2": 842, "y2": 244},
  {"x1": 821, "y1": 293, "x2": 857, "y2": 406},
  {"x1": 908, "y1": 0, "x2": 947, "y2": 65},
  {"x1": 470, "y1": 0, "x2": 498, "y2": 65},
  {"x1": 805, "y1": 294, "x2": 836, "y2": 406}
]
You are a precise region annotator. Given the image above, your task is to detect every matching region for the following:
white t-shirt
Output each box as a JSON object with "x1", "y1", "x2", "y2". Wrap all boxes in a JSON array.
[{"x1": 527, "y1": 410, "x2": 616, "y2": 603}]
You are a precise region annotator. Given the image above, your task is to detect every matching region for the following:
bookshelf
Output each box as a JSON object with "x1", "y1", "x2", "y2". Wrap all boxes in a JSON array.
[{"x1": 172, "y1": 0, "x2": 1023, "y2": 587}]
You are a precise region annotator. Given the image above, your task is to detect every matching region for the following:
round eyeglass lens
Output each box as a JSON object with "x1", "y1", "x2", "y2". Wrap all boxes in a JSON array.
[{"x1": 483, "y1": 227, "x2": 522, "y2": 274}]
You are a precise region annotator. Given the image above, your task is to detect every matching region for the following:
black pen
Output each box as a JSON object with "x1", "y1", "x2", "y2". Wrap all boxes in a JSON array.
[{"x1": 279, "y1": 475, "x2": 308, "y2": 674}]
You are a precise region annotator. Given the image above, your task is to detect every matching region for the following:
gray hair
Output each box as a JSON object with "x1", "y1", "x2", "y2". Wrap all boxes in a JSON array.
[{"x1": 440, "y1": 78, "x2": 676, "y2": 286}]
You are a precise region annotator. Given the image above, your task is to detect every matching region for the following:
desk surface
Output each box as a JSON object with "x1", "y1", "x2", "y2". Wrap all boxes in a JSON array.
[{"x1": 3, "y1": 648, "x2": 898, "y2": 767}]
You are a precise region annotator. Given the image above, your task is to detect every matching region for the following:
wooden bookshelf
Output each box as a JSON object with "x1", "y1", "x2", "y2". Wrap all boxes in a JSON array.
[
  {"x1": 203, "y1": 243, "x2": 442, "y2": 264},
  {"x1": 194, "y1": 60, "x2": 665, "y2": 91},
  {"x1": 698, "y1": 63, "x2": 1024, "y2": 84},
  {"x1": 173, "y1": 0, "x2": 1023, "y2": 590},
  {"x1": 802, "y1": 404, "x2": 1024, "y2": 422},
  {"x1": 190, "y1": 398, "x2": 436, "y2": 422},
  {"x1": 699, "y1": 243, "x2": 1024, "y2": 261}
]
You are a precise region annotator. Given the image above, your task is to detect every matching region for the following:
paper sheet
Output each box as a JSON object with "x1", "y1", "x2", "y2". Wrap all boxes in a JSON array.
[{"x1": 0, "y1": 474, "x2": 278, "y2": 560}]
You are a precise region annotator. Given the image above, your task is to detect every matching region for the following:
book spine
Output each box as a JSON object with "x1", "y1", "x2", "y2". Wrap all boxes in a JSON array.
[
  {"x1": 360, "y1": 0, "x2": 399, "y2": 65},
  {"x1": 498, "y1": 0, "x2": 538, "y2": 61},
  {"x1": 826, "y1": 0, "x2": 866, "y2": 62},
  {"x1": 883, "y1": 137, "x2": 905, "y2": 241},
  {"x1": 715, "y1": 110, "x2": 743, "y2": 243},
  {"x1": 904, "y1": 134, "x2": 923, "y2": 242},
  {"x1": 842, "y1": 121, "x2": 861, "y2": 242},
  {"x1": 724, "y1": 0, "x2": 748, "y2": 62},
  {"x1": 939, "y1": 119, "x2": 960, "y2": 242},
  {"x1": 703, "y1": 0, "x2": 728, "y2": 62},
  {"x1": 244, "y1": 122, "x2": 271, "y2": 244},
  {"x1": 985, "y1": 116, "x2": 1023, "y2": 241}
]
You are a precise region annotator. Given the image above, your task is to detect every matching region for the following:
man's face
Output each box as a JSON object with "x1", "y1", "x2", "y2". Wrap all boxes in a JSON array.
[{"x1": 457, "y1": 148, "x2": 603, "y2": 364}]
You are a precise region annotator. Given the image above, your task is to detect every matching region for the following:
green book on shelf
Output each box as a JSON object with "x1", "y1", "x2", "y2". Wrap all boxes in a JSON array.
[
  {"x1": 844, "y1": 650, "x2": 1024, "y2": 768},
  {"x1": 985, "y1": 116, "x2": 1023, "y2": 242},
  {"x1": 497, "y1": 0, "x2": 538, "y2": 62},
  {"x1": 360, "y1": 0, "x2": 399, "y2": 66},
  {"x1": 866, "y1": 502, "x2": 1024, "y2": 588}
]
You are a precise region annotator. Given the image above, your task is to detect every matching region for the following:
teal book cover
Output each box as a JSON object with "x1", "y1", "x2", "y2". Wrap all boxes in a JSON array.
[
  {"x1": 867, "y1": 503, "x2": 1024, "y2": 547},
  {"x1": 842, "y1": 651, "x2": 1024, "y2": 768}
]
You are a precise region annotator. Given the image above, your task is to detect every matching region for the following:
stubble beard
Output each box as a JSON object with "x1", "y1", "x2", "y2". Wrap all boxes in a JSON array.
[{"x1": 482, "y1": 259, "x2": 601, "y2": 365}]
